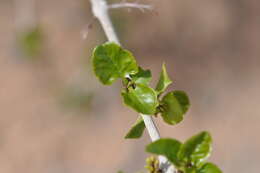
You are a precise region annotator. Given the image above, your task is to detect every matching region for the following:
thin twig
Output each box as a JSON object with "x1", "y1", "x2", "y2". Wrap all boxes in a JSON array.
[
  {"x1": 89, "y1": 0, "x2": 173, "y2": 172},
  {"x1": 108, "y1": 2, "x2": 153, "y2": 12},
  {"x1": 140, "y1": 114, "x2": 161, "y2": 141}
]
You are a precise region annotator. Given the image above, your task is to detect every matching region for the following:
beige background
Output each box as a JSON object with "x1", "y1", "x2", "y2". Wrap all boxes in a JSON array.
[{"x1": 0, "y1": 0, "x2": 259, "y2": 172}]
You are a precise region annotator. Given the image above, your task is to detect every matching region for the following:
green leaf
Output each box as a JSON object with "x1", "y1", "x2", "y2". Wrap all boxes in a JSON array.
[
  {"x1": 178, "y1": 131, "x2": 212, "y2": 167},
  {"x1": 197, "y1": 163, "x2": 222, "y2": 173},
  {"x1": 160, "y1": 90, "x2": 190, "y2": 125},
  {"x1": 130, "y1": 67, "x2": 152, "y2": 85},
  {"x1": 155, "y1": 63, "x2": 172, "y2": 94},
  {"x1": 146, "y1": 138, "x2": 182, "y2": 166},
  {"x1": 92, "y1": 42, "x2": 138, "y2": 85},
  {"x1": 125, "y1": 116, "x2": 145, "y2": 139},
  {"x1": 122, "y1": 84, "x2": 159, "y2": 115}
]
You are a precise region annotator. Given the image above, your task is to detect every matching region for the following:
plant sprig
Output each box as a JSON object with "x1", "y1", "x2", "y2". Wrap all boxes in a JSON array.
[
  {"x1": 146, "y1": 131, "x2": 222, "y2": 173},
  {"x1": 91, "y1": 42, "x2": 222, "y2": 173},
  {"x1": 92, "y1": 42, "x2": 190, "y2": 138}
]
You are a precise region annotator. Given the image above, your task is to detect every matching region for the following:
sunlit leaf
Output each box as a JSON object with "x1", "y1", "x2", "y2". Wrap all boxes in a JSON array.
[
  {"x1": 92, "y1": 42, "x2": 138, "y2": 85},
  {"x1": 178, "y1": 131, "x2": 212, "y2": 166}
]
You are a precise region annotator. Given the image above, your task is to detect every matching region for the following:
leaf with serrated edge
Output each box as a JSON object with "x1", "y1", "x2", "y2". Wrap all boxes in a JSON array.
[
  {"x1": 178, "y1": 131, "x2": 212, "y2": 167},
  {"x1": 92, "y1": 42, "x2": 138, "y2": 85},
  {"x1": 146, "y1": 138, "x2": 182, "y2": 166},
  {"x1": 155, "y1": 63, "x2": 172, "y2": 94},
  {"x1": 125, "y1": 116, "x2": 145, "y2": 139},
  {"x1": 160, "y1": 90, "x2": 190, "y2": 125},
  {"x1": 122, "y1": 84, "x2": 159, "y2": 115}
]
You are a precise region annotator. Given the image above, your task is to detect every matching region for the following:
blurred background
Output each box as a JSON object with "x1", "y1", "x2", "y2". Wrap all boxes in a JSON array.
[{"x1": 0, "y1": 0, "x2": 259, "y2": 172}]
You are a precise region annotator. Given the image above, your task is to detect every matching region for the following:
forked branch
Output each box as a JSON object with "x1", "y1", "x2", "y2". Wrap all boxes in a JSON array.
[{"x1": 108, "y1": 2, "x2": 153, "y2": 12}]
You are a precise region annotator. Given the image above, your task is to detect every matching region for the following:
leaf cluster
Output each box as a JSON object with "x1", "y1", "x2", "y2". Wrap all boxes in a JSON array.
[
  {"x1": 92, "y1": 42, "x2": 190, "y2": 138},
  {"x1": 146, "y1": 131, "x2": 222, "y2": 173},
  {"x1": 91, "y1": 42, "x2": 222, "y2": 173}
]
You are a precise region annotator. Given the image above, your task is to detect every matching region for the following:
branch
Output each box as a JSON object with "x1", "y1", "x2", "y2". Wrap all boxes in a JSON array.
[
  {"x1": 90, "y1": 0, "x2": 120, "y2": 44},
  {"x1": 140, "y1": 114, "x2": 160, "y2": 141},
  {"x1": 140, "y1": 114, "x2": 174, "y2": 173},
  {"x1": 108, "y1": 2, "x2": 153, "y2": 12},
  {"x1": 89, "y1": 0, "x2": 173, "y2": 172}
]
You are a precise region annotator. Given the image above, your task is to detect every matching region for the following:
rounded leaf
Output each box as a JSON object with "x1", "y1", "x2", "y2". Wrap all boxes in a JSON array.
[
  {"x1": 92, "y1": 42, "x2": 138, "y2": 85},
  {"x1": 160, "y1": 90, "x2": 190, "y2": 125},
  {"x1": 122, "y1": 84, "x2": 159, "y2": 115}
]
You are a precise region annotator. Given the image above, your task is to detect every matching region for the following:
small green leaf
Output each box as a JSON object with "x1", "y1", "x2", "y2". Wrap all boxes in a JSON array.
[
  {"x1": 178, "y1": 131, "x2": 212, "y2": 166},
  {"x1": 197, "y1": 163, "x2": 222, "y2": 173},
  {"x1": 146, "y1": 138, "x2": 182, "y2": 166},
  {"x1": 92, "y1": 42, "x2": 138, "y2": 85},
  {"x1": 130, "y1": 67, "x2": 152, "y2": 85},
  {"x1": 122, "y1": 84, "x2": 159, "y2": 115},
  {"x1": 155, "y1": 63, "x2": 172, "y2": 94},
  {"x1": 125, "y1": 116, "x2": 145, "y2": 139},
  {"x1": 160, "y1": 90, "x2": 190, "y2": 125}
]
